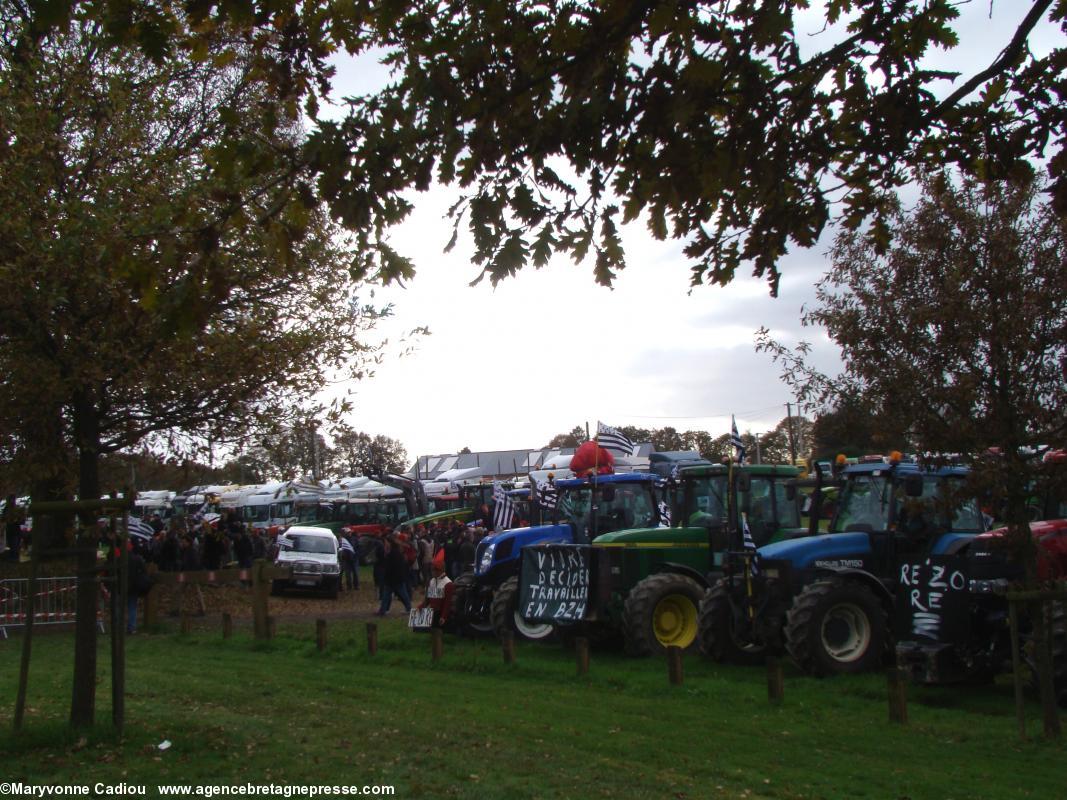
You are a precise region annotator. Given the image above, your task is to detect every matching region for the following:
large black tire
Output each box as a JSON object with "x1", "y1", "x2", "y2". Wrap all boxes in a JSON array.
[
  {"x1": 697, "y1": 580, "x2": 766, "y2": 665},
  {"x1": 326, "y1": 576, "x2": 339, "y2": 600},
  {"x1": 785, "y1": 578, "x2": 887, "y2": 676},
  {"x1": 622, "y1": 572, "x2": 705, "y2": 657},
  {"x1": 450, "y1": 571, "x2": 494, "y2": 637},
  {"x1": 490, "y1": 576, "x2": 556, "y2": 642}
]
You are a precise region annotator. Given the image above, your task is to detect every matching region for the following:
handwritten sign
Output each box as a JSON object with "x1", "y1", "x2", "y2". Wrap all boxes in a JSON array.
[
  {"x1": 408, "y1": 607, "x2": 434, "y2": 629},
  {"x1": 520, "y1": 544, "x2": 591, "y2": 623},
  {"x1": 895, "y1": 556, "x2": 970, "y2": 643}
]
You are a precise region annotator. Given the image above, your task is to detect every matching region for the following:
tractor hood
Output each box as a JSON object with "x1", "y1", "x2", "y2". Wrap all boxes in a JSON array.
[
  {"x1": 759, "y1": 532, "x2": 872, "y2": 570},
  {"x1": 593, "y1": 526, "x2": 709, "y2": 547},
  {"x1": 474, "y1": 523, "x2": 573, "y2": 577}
]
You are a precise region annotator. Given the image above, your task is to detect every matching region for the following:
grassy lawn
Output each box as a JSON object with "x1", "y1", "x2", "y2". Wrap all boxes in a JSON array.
[{"x1": 1, "y1": 616, "x2": 1064, "y2": 799}]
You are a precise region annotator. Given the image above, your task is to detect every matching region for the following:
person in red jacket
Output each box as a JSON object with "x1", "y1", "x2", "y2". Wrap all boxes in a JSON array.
[{"x1": 419, "y1": 549, "x2": 455, "y2": 629}]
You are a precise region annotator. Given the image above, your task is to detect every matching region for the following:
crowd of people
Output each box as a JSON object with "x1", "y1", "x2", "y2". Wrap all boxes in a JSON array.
[
  {"x1": 2, "y1": 500, "x2": 505, "y2": 634},
  {"x1": 370, "y1": 518, "x2": 491, "y2": 618},
  {"x1": 120, "y1": 510, "x2": 499, "y2": 627}
]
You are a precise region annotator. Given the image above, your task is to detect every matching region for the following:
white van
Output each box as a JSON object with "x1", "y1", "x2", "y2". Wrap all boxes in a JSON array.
[{"x1": 272, "y1": 526, "x2": 341, "y2": 599}]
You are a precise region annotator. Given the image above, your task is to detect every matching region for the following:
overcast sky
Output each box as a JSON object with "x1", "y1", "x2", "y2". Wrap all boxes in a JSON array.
[{"x1": 317, "y1": 3, "x2": 1059, "y2": 463}]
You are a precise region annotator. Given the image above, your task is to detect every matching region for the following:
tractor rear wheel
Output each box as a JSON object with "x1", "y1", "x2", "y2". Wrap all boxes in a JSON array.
[
  {"x1": 490, "y1": 576, "x2": 556, "y2": 642},
  {"x1": 697, "y1": 579, "x2": 766, "y2": 665},
  {"x1": 785, "y1": 578, "x2": 887, "y2": 676},
  {"x1": 623, "y1": 573, "x2": 704, "y2": 656}
]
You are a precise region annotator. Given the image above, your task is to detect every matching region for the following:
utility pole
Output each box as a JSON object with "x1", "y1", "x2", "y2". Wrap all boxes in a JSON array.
[{"x1": 786, "y1": 403, "x2": 798, "y2": 465}]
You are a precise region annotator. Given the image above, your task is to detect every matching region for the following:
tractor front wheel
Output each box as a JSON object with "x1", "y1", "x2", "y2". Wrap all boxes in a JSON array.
[
  {"x1": 450, "y1": 572, "x2": 494, "y2": 637},
  {"x1": 623, "y1": 573, "x2": 704, "y2": 656},
  {"x1": 697, "y1": 579, "x2": 767, "y2": 665},
  {"x1": 490, "y1": 576, "x2": 556, "y2": 642},
  {"x1": 785, "y1": 578, "x2": 887, "y2": 676}
]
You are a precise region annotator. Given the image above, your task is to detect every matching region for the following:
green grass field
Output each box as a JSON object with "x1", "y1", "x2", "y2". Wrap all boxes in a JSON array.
[{"x1": 1, "y1": 617, "x2": 1064, "y2": 799}]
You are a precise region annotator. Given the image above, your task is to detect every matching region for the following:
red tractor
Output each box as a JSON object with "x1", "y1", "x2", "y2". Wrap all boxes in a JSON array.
[{"x1": 895, "y1": 517, "x2": 1067, "y2": 704}]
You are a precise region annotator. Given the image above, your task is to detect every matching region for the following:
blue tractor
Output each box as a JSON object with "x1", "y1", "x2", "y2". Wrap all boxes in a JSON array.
[
  {"x1": 698, "y1": 457, "x2": 988, "y2": 675},
  {"x1": 450, "y1": 472, "x2": 664, "y2": 641}
]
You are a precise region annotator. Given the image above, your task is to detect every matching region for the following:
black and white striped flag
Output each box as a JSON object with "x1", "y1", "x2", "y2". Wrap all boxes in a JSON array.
[
  {"x1": 492, "y1": 482, "x2": 515, "y2": 531},
  {"x1": 741, "y1": 512, "x2": 760, "y2": 575},
  {"x1": 657, "y1": 501, "x2": 672, "y2": 528},
  {"x1": 730, "y1": 415, "x2": 746, "y2": 464},
  {"x1": 597, "y1": 421, "x2": 637, "y2": 456}
]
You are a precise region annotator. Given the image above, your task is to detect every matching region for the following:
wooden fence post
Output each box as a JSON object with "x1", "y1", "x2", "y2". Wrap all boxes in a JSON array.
[
  {"x1": 366, "y1": 622, "x2": 378, "y2": 655},
  {"x1": 766, "y1": 656, "x2": 784, "y2": 704},
  {"x1": 575, "y1": 637, "x2": 590, "y2": 676},
  {"x1": 252, "y1": 559, "x2": 269, "y2": 640},
  {"x1": 431, "y1": 627, "x2": 444, "y2": 662},
  {"x1": 316, "y1": 619, "x2": 327, "y2": 652},
  {"x1": 180, "y1": 607, "x2": 192, "y2": 635},
  {"x1": 222, "y1": 613, "x2": 233, "y2": 640},
  {"x1": 887, "y1": 667, "x2": 908, "y2": 725},
  {"x1": 667, "y1": 646, "x2": 684, "y2": 685},
  {"x1": 267, "y1": 616, "x2": 276, "y2": 640},
  {"x1": 501, "y1": 631, "x2": 516, "y2": 664}
]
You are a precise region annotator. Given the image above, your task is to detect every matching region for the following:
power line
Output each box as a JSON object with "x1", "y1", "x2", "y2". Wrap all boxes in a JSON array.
[{"x1": 615, "y1": 403, "x2": 790, "y2": 421}]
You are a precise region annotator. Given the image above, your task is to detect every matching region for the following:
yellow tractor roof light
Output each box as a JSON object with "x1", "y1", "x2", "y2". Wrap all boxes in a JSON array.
[{"x1": 889, "y1": 450, "x2": 903, "y2": 465}]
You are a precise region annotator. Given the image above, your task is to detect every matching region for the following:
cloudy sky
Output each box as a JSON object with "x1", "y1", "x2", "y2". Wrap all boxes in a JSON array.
[{"x1": 318, "y1": 3, "x2": 1057, "y2": 463}]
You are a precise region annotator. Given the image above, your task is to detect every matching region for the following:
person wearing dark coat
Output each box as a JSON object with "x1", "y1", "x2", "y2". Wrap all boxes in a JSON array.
[
  {"x1": 126, "y1": 544, "x2": 152, "y2": 634},
  {"x1": 458, "y1": 531, "x2": 476, "y2": 574},
  {"x1": 234, "y1": 528, "x2": 254, "y2": 569},
  {"x1": 376, "y1": 536, "x2": 412, "y2": 616}
]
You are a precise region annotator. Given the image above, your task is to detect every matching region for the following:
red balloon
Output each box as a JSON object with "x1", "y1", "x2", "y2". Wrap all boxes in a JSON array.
[{"x1": 569, "y1": 440, "x2": 615, "y2": 476}]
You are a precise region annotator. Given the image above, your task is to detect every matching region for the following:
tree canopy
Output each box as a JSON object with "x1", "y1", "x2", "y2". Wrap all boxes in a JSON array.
[
  {"x1": 15, "y1": 1, "x2": 1065, "y2": 295},
  {"x1": 0, "y1": 11, "x2": 393, "y2": 501},
  {"x1": 759, "y1": 170, "x2": 1066, "y2": 525}
]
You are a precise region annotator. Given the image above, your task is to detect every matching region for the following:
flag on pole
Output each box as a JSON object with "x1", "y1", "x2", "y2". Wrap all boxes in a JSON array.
[
  {"x1": 730, "y1": 415, "x2": 746, "y2": 464},
  {"x1": 657, "y1": 501, "x2": 672, "y2": 528},
  {"x1": 741, "y1": 512, "x2": 760, "y2": 575},
  {"x1": 536, "y1": 479, "x2": 559, "y2": 510},
  {"x1": 492, "y1": 482, "x2": 515, "y2": 531},
  {"x1": 597, "y1": 421, "x2": 637, "y2": 456}
]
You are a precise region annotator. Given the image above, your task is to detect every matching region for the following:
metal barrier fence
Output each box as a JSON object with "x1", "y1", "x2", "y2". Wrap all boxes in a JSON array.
[{"x1": 0, "y1": 577, "x2": 106, "y2": 639}]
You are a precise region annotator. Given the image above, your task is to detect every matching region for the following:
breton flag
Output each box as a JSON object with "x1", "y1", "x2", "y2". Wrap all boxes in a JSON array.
[
  {"x1": 657, "y1": 501, "x2": 672, "y2": 528},
  {"x1": 597, "y1": 421, "x2": 637, "y2": 456},
  {"x1": 741, "y1": 512, "x2": 760, "y2": 575},
  {"x1": 492, "y1": 482, "x2": 515, "y2": 531},
  {"x1": 730, "y1": 415, "x2": 746, "y2": 464}
]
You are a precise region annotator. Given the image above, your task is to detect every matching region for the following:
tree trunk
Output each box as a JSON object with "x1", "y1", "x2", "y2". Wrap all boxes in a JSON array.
[{"x1": 69, "y1": 393, "x2": 102, "y2": 729}]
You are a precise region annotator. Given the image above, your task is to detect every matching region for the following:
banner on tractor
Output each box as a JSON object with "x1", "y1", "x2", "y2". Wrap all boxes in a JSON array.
[
  {"x1": 520, "y1": 544, "x2": 591, "y2": 623},
  {"x1": 895, "y1": 555, "x2": 971, "y2": 643}
]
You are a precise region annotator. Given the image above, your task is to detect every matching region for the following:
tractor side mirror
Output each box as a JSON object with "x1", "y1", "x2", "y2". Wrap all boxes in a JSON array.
[
  {"x1": 735, "y1": 472, "x2": 751, "y2": 493},
  {"x1": 784, "y1": 482, "x2": 797, "y2": 501}
]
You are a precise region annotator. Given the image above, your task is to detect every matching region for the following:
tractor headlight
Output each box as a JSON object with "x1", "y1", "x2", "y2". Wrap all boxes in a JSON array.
[{"x1": 477, "y1": 542, "x2": 497, "y2": 575}]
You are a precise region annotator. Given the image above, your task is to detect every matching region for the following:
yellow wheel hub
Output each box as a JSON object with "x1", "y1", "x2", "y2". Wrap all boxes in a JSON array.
[{"x1": 652, "y1": 593, "x2": 698, "y2": 648}]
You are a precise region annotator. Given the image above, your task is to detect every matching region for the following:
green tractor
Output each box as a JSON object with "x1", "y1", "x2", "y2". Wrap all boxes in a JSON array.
[{"x1": 518, "y1": 463, "x2": 806, "y2": 655}]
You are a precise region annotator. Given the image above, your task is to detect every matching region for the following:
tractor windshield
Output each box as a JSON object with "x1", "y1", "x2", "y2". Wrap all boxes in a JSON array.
[
  {"x1": 743, "y1": 476, "x2": 801, "y2": 543},
  {"x1": 830, "y1": 474, "x2": 892, "y2": 533},
  {"x1": 557, "y1": 483, "x2": 658, "y2": 541},
  {"x1": 832, "y1": 472, "x2": 985, "y2": 535},
  {"x1": 684, "y1": 476, "x2": 728, "y2": 523}
]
